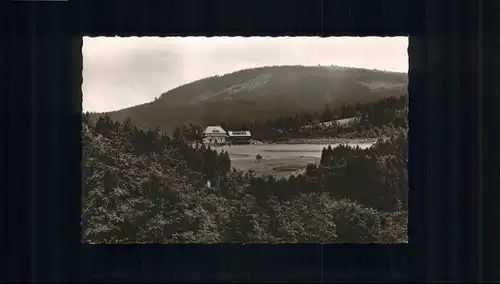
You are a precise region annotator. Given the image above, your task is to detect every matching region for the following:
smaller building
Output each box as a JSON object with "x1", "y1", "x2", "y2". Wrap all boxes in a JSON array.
[
  {"x1": 227, "y1": 130, "x2": 252, "y2": 144},
  {"x1": 203, "y1": 126, "x2": 228, "y2": 145}
]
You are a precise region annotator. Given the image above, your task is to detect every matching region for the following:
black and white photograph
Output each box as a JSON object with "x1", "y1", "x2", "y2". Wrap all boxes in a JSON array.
[{"x1": 82, "y1": 36, "x2": 409, "y2": 243}]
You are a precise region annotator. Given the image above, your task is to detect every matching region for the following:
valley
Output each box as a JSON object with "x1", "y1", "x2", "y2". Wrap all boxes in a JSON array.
[{"x1": 82, "y1": 64, "x2": 409, "y2": 244}]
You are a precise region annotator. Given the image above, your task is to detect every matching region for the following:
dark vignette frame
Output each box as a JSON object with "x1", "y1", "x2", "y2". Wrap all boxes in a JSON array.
[{"x1": 3, "y1": 0, "x2": 486, "y2": 282}]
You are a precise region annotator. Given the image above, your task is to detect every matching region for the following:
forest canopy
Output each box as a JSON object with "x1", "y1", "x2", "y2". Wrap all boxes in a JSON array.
[{"x1": 82, "y1": 94, "x2": 408, "y2": 243}]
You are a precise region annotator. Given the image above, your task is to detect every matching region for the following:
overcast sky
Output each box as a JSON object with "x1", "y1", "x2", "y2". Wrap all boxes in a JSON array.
[{"x1": 83, "y1": 36, "x2": 408, "y2": 112}]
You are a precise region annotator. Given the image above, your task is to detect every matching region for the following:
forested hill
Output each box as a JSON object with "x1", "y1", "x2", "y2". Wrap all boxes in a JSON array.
[
  {"x1": 89, "y1": 65, "x2": 407, "y2": 134},
  {"x1": 223, "y1": 94, "x2": 409, "y2": 142}
]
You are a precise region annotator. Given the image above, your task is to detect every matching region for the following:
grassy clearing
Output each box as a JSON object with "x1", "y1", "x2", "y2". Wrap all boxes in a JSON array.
[{"x1": 272, "y1": 165, "x2": 304, "y2": 172}]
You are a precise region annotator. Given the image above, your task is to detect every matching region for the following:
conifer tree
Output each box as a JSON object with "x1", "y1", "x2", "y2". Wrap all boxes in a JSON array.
[{"x1": 321, "y1": 105, "x2": 333, "y2": 122}]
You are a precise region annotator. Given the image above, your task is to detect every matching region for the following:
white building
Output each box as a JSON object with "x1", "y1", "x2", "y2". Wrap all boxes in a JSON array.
[
  {"x1": 203, "y1": 126, "x2": 228, "y2": 145},
  {"x1": 227, "y1": 130, "x2": 252, "y2": 144}
]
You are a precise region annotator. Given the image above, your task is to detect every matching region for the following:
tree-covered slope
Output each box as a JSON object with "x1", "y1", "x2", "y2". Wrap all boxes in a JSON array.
[
  {"x1": 90, "y1": 65, "x2": 407, "y2": 134},
  {"x1": 82, "y1": 110, "x2": 408, "y2": 243}
]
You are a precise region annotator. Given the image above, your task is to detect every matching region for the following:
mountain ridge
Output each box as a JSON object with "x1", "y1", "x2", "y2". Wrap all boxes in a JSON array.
[{"x1": 90, "y1": 65, "x2": 408, "y2": 133}]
